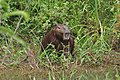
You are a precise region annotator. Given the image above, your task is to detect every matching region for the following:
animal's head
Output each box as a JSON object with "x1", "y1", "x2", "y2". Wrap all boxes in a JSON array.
[{"x1": 53, "y1": 24, "x2": 70, "y2": 40}]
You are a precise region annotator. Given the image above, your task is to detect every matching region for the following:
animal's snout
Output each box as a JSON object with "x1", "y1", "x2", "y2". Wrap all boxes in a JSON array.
[
  {"x1": 65, "y1": 33, "x2": 70, "y2": 37},
  {"x1": 65, "y1": 28, "x2": 70, "y2": 34},
  {"x1": 63, "y1": 32, "x2": 70, "y2": 40},
  {"x1": 63, "y1": 27, "x2": 70, "y2": 40}
]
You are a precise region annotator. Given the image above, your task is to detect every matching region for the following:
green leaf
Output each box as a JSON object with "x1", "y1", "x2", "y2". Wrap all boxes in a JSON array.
[
  {"x1": 0, "y1": 0, "x2": 10, "y2": 11},
  {"x1": 2, "y1": 10, "x2": 30, "y2": 21}
]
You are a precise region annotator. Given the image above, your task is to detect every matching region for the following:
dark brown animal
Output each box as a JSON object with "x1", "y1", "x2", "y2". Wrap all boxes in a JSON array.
[{"x1": 41, "y1": 24, "x2": 74, "y2": 56}]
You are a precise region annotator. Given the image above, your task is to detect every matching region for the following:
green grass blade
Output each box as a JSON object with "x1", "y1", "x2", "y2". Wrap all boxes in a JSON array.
[{"x1": 0, "y1": 26, "x2": 28, "y2": 49}]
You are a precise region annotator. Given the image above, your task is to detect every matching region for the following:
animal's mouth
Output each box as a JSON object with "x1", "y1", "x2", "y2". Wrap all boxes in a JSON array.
[{"x1": 63, "y1": 33, "x2": 70, "y2": 40}]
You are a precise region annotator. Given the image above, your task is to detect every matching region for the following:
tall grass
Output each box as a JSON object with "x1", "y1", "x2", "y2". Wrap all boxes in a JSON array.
[
  {"x1": 0, "y1": 0, "x2": 119, "y2": 80},
  {"x1": 0, "y1": 0, "x2": 30, "y2": 66},
  {"x1": 0, "y1": 26, "x2": 28, "y2": 48}
]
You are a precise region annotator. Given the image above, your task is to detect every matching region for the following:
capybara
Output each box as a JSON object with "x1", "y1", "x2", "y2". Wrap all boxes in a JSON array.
[{"x1": 41, "y1": 24, "x2": 74, "y2": 56}]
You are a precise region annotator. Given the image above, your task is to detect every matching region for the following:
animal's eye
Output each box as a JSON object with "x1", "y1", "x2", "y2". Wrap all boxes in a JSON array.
[{"x1": 57, "y1": 27, "x2": 60, "y2": 29}]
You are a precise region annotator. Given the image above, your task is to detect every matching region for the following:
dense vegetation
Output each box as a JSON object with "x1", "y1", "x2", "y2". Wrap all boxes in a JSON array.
[{"x1": 0, "y1": 0, "x2": 120, "y2": 80}]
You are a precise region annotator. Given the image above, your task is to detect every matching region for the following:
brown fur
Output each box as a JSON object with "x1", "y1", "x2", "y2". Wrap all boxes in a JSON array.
[{"x1": 41, "y1": 24, "x2": 74, "y2": 56}]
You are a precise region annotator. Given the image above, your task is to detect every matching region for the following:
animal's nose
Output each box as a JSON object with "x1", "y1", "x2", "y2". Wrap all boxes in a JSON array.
[
  {"x1": 65, "y1": 33, "x2": 70, "y2": 38},
  {"x1": 65, "y1": 29, "x2": 70, "y2": 37}
]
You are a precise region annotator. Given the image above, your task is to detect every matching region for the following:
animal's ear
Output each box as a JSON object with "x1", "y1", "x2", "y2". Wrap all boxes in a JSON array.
[
  {"x1": 63, "y1": 23, "x2": 66, "y2": 25},
  {"x1": 53, "y1": 23, "x2": 57, "y2": 27},
  {"x1": 62, "y1": 22, "x2": 68, "y2": 26}
]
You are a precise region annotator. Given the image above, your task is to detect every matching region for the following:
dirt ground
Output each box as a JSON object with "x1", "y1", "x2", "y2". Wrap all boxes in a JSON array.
[{"x1": 0, "y1": 52, "x2": 119, "y2": 80}]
